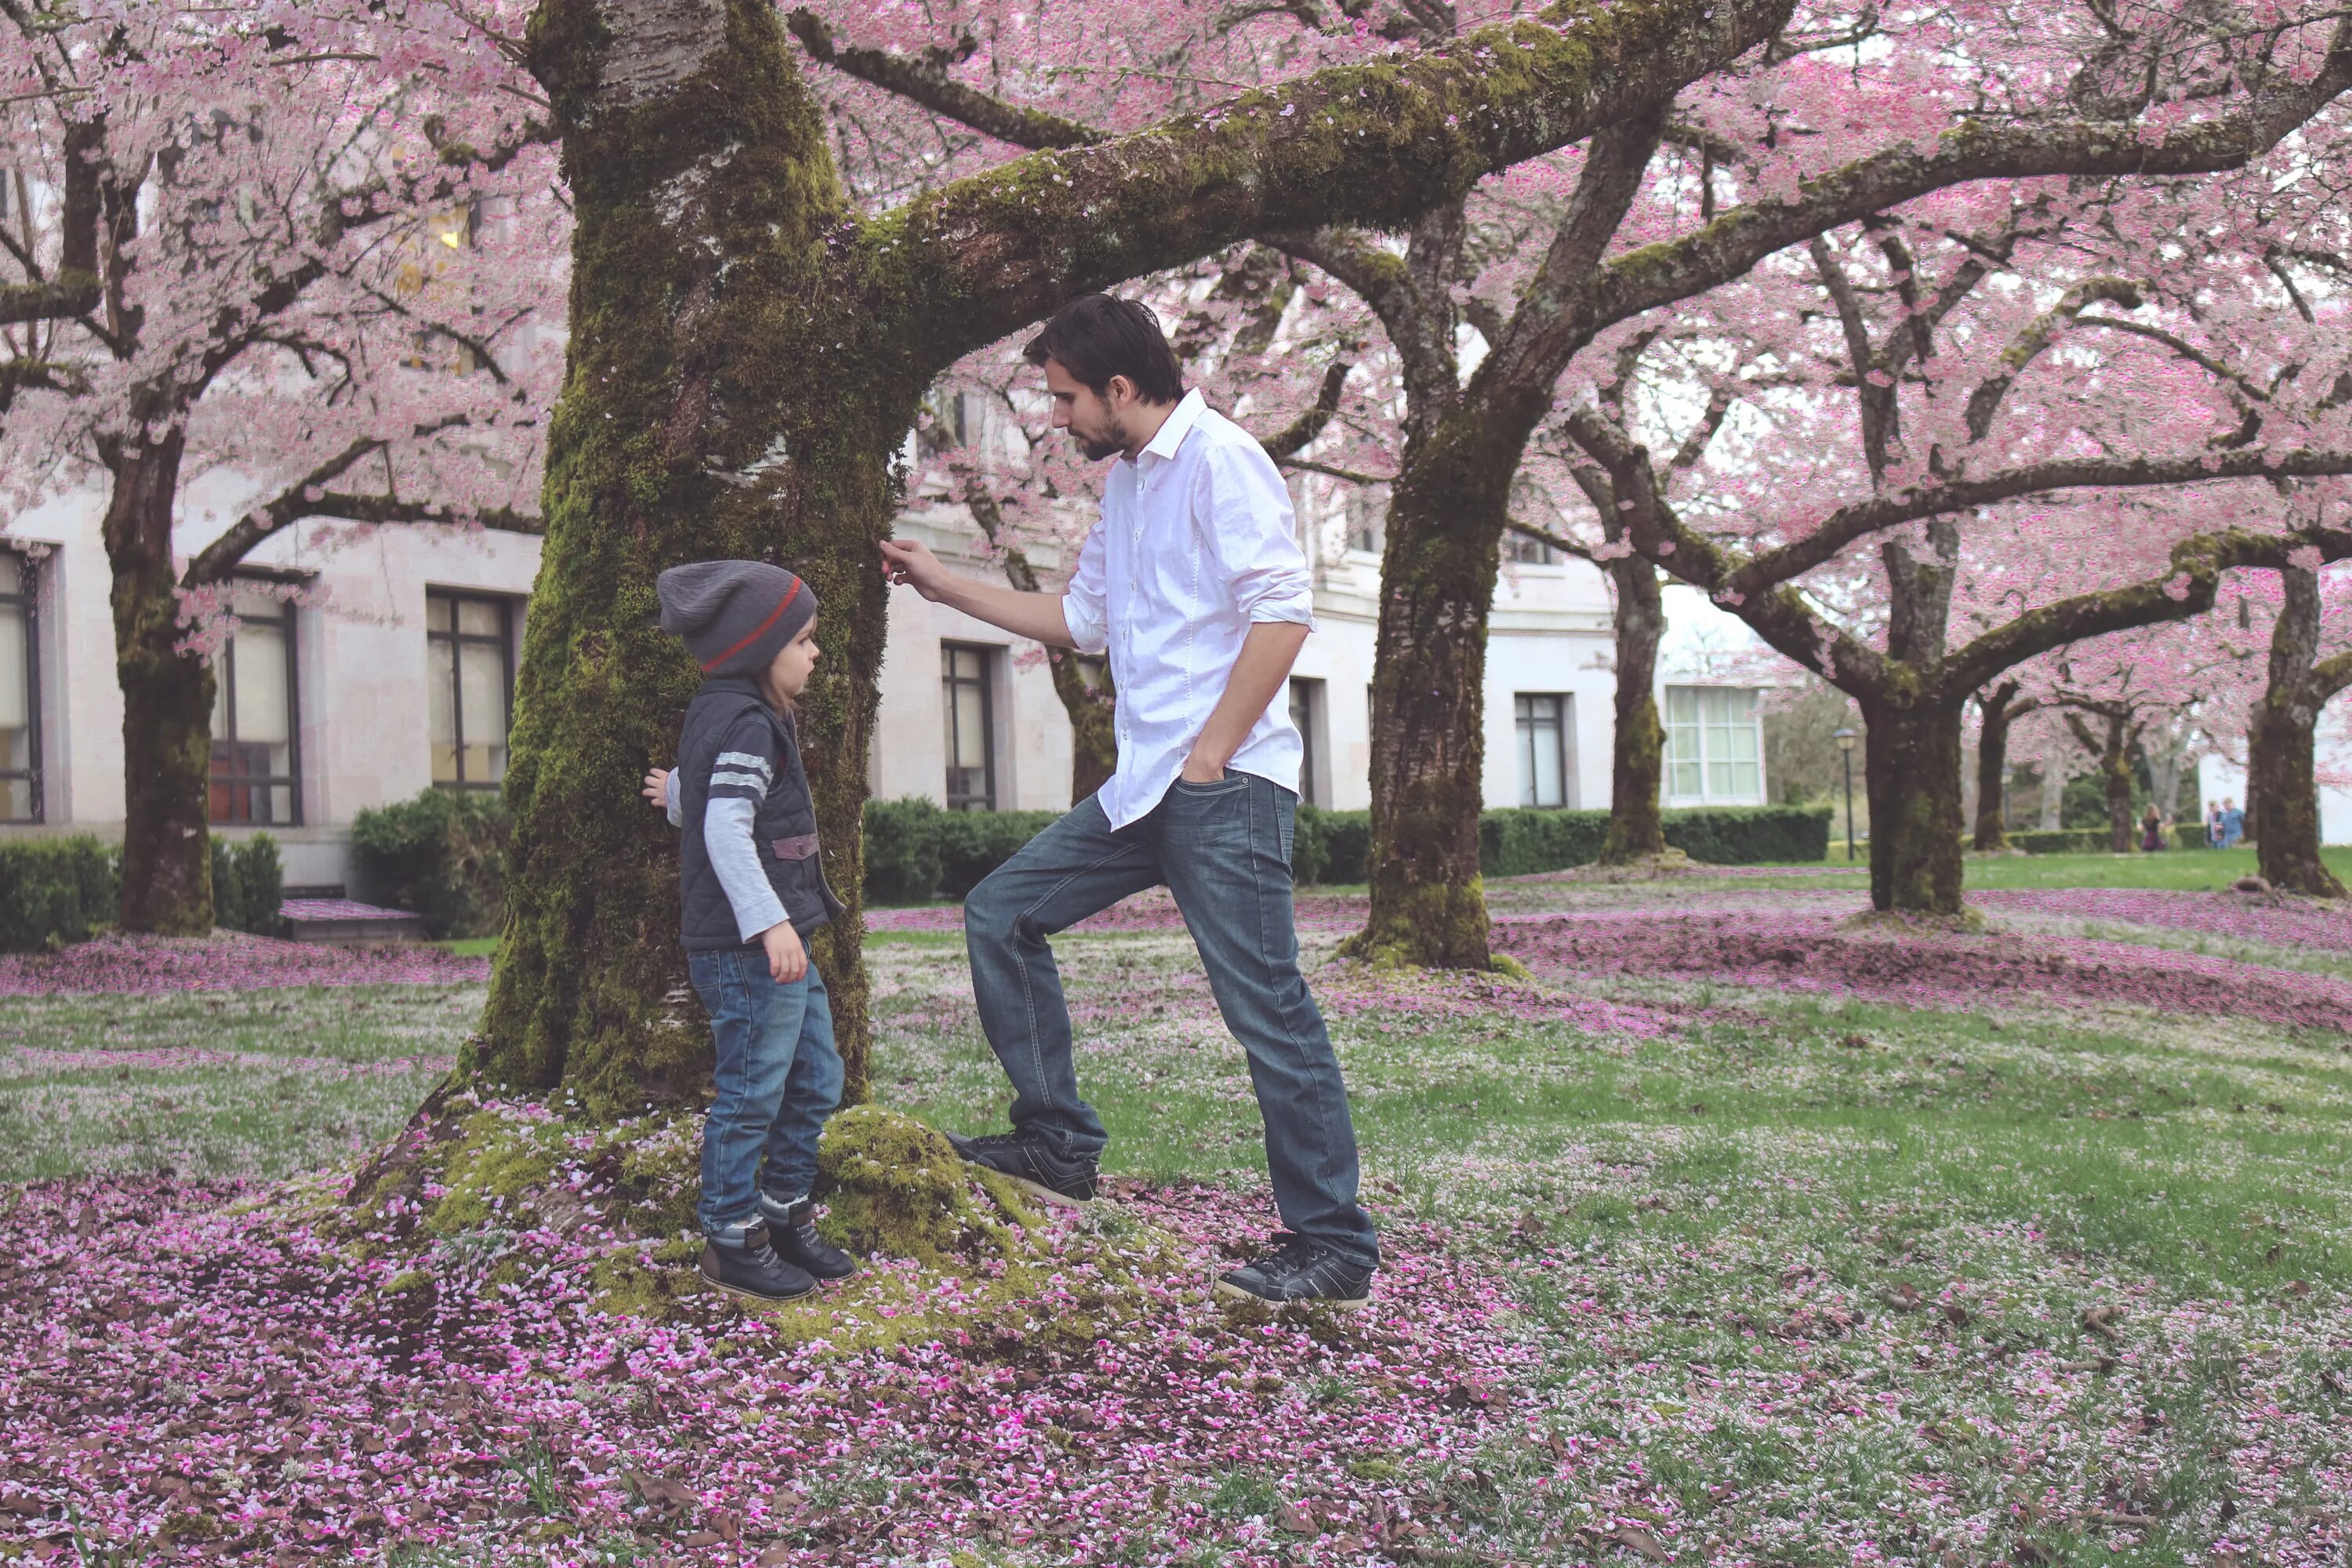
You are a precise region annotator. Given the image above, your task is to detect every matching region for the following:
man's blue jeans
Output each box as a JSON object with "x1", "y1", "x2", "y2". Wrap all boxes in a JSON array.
[
  {"x1": 687, "y1": 946, "x2": 844, "y2": 1243},
  {"x1": 963, "y1": 771, "x2": 1378, "y2": 1267}
]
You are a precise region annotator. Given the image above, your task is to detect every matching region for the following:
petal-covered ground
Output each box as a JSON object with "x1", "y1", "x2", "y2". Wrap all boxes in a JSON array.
[{"x1": 4, "y1": 873, "x2": 2350, "y2": 1565}]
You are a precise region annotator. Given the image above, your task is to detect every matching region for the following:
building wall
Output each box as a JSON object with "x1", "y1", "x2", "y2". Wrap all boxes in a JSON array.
[{"x1": 6, "y1": 455, "x2": 1769, "y2": 890}]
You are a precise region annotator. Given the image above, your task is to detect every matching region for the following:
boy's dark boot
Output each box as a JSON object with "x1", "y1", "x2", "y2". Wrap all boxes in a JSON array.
[
  {"x1": 699, "y1": 1223, "x2": 818, "y2": 1303},
  {"x1": 1214, "y1": 1233, "x2": 1374, "y2": 1308},
  {"x1": 760, "y1": 1194, "x2": 856, "y2": 1282}
]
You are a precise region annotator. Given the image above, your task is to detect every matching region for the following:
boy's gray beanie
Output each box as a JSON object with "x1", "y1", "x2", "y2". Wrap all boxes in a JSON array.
[{"x1": 656, "y1": 561, "x2": 817, "y2": 677}]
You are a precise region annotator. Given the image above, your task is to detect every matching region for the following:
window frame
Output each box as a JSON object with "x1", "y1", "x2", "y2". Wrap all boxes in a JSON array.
[
  {"x1": 209, "y1": 579, "x2": 304, "y2": 827},
  {"x1": 426, "y1": 589, "x2": 518, "y2": 793},
  {"x1": 941, "y1": 641, "x2": 998, "y2": 811},
  {"x1": 0, "y1": 547, "x2": 42, "y2": 824},
  {"x1": 1662, "y1": 684, "x2": 1765, "y2": 806},
  {"x1": 1515, "y1": 691, "x2": 1572, "y2": 809},
  {"x1": 1288, "y1": 676, "x2": 1323, "y2": 808}
]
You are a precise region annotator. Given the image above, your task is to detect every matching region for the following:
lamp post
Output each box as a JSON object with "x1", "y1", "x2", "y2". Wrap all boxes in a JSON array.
[{"x1": 1833, "y1": 728, "x2": 1858, "y2": 862}]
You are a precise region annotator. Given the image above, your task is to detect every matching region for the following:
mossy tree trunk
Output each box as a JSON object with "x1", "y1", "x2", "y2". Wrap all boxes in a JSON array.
[
  {"x1": 2249, "y1": 564, "x2": 2352, "y2": 897},
  {"x1": 1857, "y1": 694, "x2": 1965, "y2": 914},
  {"x1": 1602, "y1": 551, "x2": 1667, "y2": 862},
  {"x1": 487, "y1": 0, "x2": 899, "y2": 1111},
  {"x1": 485, "y1": 0, "x2": 1798, "y2": 1103},
  {"x1": 1970, "y1": 682, "x2": 2031, "y2": 852},
  {"x1": 102, "y1": 434, "x2": 216, "y2": 935},
  {"x1": 1349, "y1": 409, "x2": 1515, "y2": 970}
]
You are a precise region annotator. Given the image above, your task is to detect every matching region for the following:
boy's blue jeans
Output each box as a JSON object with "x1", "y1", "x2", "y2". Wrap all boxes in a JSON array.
[
  {"x1": 962, "y1": 772, "x2": 1378, "y2": 1269},
  {"x1": 687, "y1": 945, "x2": 843, "y2": 1244}
]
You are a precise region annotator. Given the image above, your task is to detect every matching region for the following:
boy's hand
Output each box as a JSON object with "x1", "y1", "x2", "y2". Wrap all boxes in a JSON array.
[
  {"x1": 760, "y1": 920, "x2": 808, "y2": 984},
  {"x1": 642, "y1": 768, "x2": 670, "y2": 807}
]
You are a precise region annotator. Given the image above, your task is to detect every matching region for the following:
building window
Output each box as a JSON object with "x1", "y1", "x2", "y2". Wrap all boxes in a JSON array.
[
  {"x1": 0, "y1": 550, "x2": 39, "y2": 822},
  {"x1": 1515, "y1": 693, "x2": 1572, "y2": 808},
  {"x1": 1288, "y1": 677, "x2": 1323, "y2": 807},
  {"x1": 1664, "y1": 685, "x2": 1764, "y2": 804},
  {"x1": 1344, "y1": 486, "x2": 1385, "y2": 556},
  {"x1": 1504, "y1": 531, "x2": 1561, "y2": 564},
  {"x1": 428, "y1": 590, "x2": 515, "y2": 790},
  {"x1": 209, "y1": 583, "x2": 301, "y2": 825},
  {"x1": 942, "y1": 643, "x2": 996, "y2": 811}
]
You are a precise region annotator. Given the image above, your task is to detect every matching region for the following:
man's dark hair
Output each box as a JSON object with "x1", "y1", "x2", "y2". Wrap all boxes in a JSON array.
[{"x1": 1023, "y1": 294, "x2": 1185, "y2": 405}]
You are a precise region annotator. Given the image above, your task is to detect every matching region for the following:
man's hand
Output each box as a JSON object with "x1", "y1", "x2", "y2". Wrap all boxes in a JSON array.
[
  {"x1": 760, "y1": 920, "x2": 808, "y2": 984},
  {"x1": 880, "y1": 537, "x2": 952, "y2": 602},
  {"x1": 642, "y1": 768, "x2": 670, "y2": 807},
  {"x1": 1179, "y1": 748, "x2": 1231, "y2": 784}
]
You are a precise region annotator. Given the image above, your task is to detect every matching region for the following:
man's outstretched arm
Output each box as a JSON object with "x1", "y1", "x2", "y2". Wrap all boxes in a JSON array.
[{"x1": 880, "y1": 535, "x2": 1088, "y2": 649}]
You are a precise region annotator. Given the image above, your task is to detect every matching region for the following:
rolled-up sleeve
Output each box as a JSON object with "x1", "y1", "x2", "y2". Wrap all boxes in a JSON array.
[
  {"x1": 1060, "y1": 519, "x2": 1110, "y2": 655},
  {"x1": 1200, "y1": 442, "x2": 1316, "y2": 629}
]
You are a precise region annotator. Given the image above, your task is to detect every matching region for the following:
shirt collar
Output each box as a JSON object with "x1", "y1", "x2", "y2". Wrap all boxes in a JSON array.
[{"x1": 1133, "y1": 387, "x2": 1207, "y2": 468}]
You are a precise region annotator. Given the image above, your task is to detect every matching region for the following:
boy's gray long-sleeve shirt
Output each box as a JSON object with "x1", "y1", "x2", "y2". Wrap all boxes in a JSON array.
[{"x1": 666, "y1": 768, "x2": 786, "y2": 942}]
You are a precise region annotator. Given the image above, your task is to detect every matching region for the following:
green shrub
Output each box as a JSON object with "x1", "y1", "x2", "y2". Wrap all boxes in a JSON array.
[
  {"x1": 934, "y1": 808, "x2": 1061, "y2": 898},
  {"x1": 0, "y1": 836, "x2": 118, "y2": 952},
  {"x1": 1663, "y1": 805, "x2": 1833, "y2": 864},
  {"x1": 1479, "y1": 809, "x2": 1610, "y2": 877},
  {"x1": 1289, "y1": 804, "x2": 1333, "y2": 887},
  {"x1": 209, "y1": 833, "x2": 285, "y2": 935},
  {"x1": 351, "y1": 787, "x2": 509, "y2": 938},
  {"x1": 1301, "y1": 808, "x2": 1371, "y2": 885},
  {"x1": 862, "y1": 797, "x2": 946, "y2": 905}
]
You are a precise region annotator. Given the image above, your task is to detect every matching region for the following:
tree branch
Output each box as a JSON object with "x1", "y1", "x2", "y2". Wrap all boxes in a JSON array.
[
  {"x1": 882, "y1": 0, "x2": 1798, "y2": 365},
  {"x1": 1962, "y1": 275, "x2": 2143, "y2": 441},
  {"x1": 1733, "y1": 446, "x2": 2352, "y2": 597},
  {"x1": 786, "y1": 8, "x2": 1106, "y2": 151},
  {"x1": 1259, "y1": 359, "x2": 1352, "y2": 459}
]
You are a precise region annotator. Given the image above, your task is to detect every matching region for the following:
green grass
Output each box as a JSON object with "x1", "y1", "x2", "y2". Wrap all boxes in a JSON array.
[
  {"x1": 0, "y1": 985, "x2": 470, "y2": 1181},
  {"x1": 432, "y1": 936, "x2": 499, "y2": 956},
  {"x1": 1766, "y1": 844, "x2": 2352, "y2": 893}
]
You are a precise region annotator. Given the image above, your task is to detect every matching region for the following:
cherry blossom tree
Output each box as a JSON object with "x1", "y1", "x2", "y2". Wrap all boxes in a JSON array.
[
  {"x1": 1563, "y1": 90, "x2": 2352, "y2": 917},
  {"x1": 0, "y1": 0, "x2": 557, "y2": 933}
]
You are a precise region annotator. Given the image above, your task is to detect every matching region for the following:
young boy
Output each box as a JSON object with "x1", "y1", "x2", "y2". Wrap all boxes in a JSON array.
[{"x1": 643, "y1": 559, "x2": 856, "y2": 1303}]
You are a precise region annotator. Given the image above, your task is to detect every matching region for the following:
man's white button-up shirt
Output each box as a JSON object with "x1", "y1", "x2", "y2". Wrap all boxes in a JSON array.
[{"x1": 1058, "y1": 388, "x2": 1316, "y2": 830}]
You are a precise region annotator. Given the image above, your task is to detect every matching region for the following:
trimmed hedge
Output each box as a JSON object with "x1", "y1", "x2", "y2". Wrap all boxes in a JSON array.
[
  {"x1": 0, "y1": 836, "x2": 118, "y2": 952},
  {"x1": 351, "y1": 787, "x2": 510, "y2": 938},
  {"x1": 210, "y1": 834, "x2": 285, "y2": 936},
  {"x1": 1995, "y1": 825, "x2": 2194, "y2": 855},
  {"x1": 1308, "y1": 806, "x2": 1833, "y2": 884},
  {"x1": 866, "y1": 800, "x2": 1834, "y2": 898}
]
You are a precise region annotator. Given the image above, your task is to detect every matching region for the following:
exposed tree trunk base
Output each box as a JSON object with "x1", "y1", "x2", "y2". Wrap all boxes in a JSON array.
[{"x1": 1338, "y1": 876, "x2": 1497, "y2": 972}]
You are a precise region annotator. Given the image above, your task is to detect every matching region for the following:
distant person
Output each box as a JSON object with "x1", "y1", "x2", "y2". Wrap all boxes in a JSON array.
[
  {"x1": 2140, "y1": 804, "x2": 2166, "y2": 852},
  {"x1": 2220, "y1": 797, "x2": 2246, "y2": 849},
  {"x1": 2206, "y1": 800, "x2": 2224, "y2": 848},
  {"x1": 642, "y1": 561, "x2": 858, "y2": 1304}
]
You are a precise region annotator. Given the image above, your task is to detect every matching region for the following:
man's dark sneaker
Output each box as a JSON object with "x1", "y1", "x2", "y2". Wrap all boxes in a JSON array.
[
  {"x1": 1214, "y1": 1233, "x2": 1374, "y2": 1308},
  {"x1": 699, "y1": 1224, "x2": 818, "y2": 1303},
  {"x1": 759, "y1": 1195, "x2": 857, "y2": 1283},
  {"x1": 945, "y1": 1130, "x2": 1099, "y2": 1207}
]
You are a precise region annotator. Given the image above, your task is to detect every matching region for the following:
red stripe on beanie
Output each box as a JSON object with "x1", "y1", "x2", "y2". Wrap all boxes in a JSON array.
[{"x1": 701, "y1": 578, "x2": 802, "y2": 672}]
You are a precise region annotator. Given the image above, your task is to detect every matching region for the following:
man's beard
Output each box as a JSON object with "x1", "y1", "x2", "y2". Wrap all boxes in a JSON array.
[{"x1": 1076, "y1": 413, "x2": 1129, "y2": 462}]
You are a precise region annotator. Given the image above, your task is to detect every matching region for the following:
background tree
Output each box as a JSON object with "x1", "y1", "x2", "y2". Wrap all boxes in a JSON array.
[{"x1": 0, "y1": 0, "x2": 555, "y2": 932}]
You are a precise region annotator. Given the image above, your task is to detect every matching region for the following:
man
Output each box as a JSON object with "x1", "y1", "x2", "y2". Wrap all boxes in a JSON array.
[{"x1": 878, "y1": 293, "x2": 1378, "y2": 1306}]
